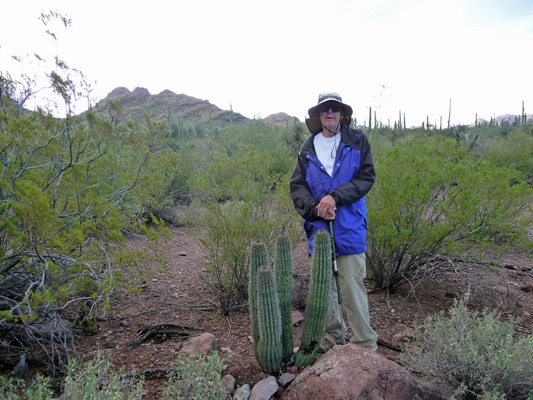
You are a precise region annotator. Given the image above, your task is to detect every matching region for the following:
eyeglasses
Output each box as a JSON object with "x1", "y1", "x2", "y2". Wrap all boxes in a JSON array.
[{"x1": 318, "y1": 101, "x2": 342, "y2": 113}]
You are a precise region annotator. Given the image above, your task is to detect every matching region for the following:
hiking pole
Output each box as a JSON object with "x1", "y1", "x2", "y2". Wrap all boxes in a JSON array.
[{"x1": 329, "y1": 220, "x2": 346, "y2": 345}]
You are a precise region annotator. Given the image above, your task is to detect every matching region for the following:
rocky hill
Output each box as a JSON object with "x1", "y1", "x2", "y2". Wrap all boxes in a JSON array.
[
  {"x1": 263, "y1": 112, "x2": 301, "y2": 125},
  {"x1": 92, "y1": 87, "x2": 300, "y2": 127}
]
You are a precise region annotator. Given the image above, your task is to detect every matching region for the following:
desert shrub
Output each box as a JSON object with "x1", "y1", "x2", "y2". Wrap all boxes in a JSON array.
[
  {"x1": 402, "y1": 295, "x2": 533, "y2": 400},
  {"x1": 0, "y1": 351, "x2": 143, "y2": 399},
  {"x1": 60, "y1": 352, "x2": 144, "y2": 399},
  {"x1": 366, "y1": 134, "x2": 532, "y2": 292},
  {"x1": 483, "y1": 129, "x2": 533, "y2": 180},
  {"x1": 0, "y1": 374, "x2": 54, "y2": 400},
  {"x1": 194, "y1": 144, "x2": 300, "y2": 315},
  {"x1": 161, "y1": 352, "x2": 230, "y2": 400},
  {"x1": 198, "y1": 184, "x2": 299, "y2": 315}
]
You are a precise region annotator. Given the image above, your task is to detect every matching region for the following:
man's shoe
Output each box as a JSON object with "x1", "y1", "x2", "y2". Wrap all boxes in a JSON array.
[{"x1": 317, "y1": 339, "x2": 334, "y2": 354}]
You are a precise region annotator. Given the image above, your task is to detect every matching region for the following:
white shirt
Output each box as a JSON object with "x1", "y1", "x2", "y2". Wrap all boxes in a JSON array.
[{"x1": 313, "y1": 131, "x2": 340, "y2": 177}]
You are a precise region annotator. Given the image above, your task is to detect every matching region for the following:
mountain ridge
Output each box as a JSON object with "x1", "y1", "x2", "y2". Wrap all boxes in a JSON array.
[
  {"x1": 92, "y1": 87, "x2": 529, "y2": 129},
  {"x1": 93, "y1": 87, "x2": 300, "y2": 127}
]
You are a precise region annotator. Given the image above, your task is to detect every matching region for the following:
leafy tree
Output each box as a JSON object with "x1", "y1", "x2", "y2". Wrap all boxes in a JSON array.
[{"x1": 0, "y1": 12, "x2": 171, "y2": 371}]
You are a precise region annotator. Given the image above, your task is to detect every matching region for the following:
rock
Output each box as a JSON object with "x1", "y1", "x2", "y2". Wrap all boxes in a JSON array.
[
  {"x1": 221, "y1": 346, "x2": 233, "y2": 353},
  {"x1": 222, "y1": 374, "x2": 236, "y2": 396},
  {"x1": 179, "y1": 332, "x2": 217, "y2": 358},
  {"x1": 281, "y1": 344, "x2": 442, "y2": 400},
  {"x1": 286, "y1": 366, "x2": 299, "y2": 375},
  {"x1": 233, "y1": 384, "x2": 251, "y2": 400},
  {"x1": 250, "y1": 376, "x2": 279, "y2": 400},
  {"x1": 392, "y1": 328, "x2": 413, "y2": 343},
  {"x1": 278, "y1": 373, "x2": 295, "y2": 388},
  {"x1": 291, "y1": 311, "x2": 304, "y2": 325}
]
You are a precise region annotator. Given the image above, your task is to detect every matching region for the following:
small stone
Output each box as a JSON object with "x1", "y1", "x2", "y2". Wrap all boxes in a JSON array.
[
  {"x1": 222, "y1": 374, "x2": 236, "y2": 396},
  {"x1": 278, "y1": 372, "x2": 295, "y2": 388},
  {"x1": 291, "y1": 311, "x2": 304, "y2": 326},
  {"x1": 286, "y1": 366, "x2": 299, "y2": 375},
  {"x1": 233, "y1": 384, "x2": 251, "y2": 400},
  {"x1": 249, "y1": 376, "x2": 278, "y2": 400}
]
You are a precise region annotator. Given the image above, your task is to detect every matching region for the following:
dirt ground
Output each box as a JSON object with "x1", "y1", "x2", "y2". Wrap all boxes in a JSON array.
[{"x1": 77, "y1": 226, "x2": 533, "y2": 399}]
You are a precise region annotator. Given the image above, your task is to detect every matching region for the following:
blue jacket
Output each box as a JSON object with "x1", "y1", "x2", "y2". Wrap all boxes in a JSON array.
[{"x1": 289, "y1": 125, "x2": 375, "y2": 256}]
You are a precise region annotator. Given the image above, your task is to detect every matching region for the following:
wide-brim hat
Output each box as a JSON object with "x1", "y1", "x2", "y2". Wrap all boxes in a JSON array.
[{"x1": 306, "y1": 92, "x2": 353, "y2": 134}]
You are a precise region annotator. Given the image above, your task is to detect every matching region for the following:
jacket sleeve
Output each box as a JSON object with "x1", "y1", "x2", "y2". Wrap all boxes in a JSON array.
[
  {"x1": 329, "y1": 134, "x2": 376, "y2": 206},
  {"x1": 289, "y1": 154, "x2": 320, "y2": 221}
]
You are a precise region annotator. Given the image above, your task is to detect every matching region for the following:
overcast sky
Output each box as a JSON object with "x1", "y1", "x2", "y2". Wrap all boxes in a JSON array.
[{"x1": 2, "y1": 0, "x2": 533, "y2": 126}]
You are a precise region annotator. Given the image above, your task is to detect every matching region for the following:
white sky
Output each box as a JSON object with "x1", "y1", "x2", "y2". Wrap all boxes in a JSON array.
[{"x1": 1, "y1": 0, "x2": 533, "y2": 127}]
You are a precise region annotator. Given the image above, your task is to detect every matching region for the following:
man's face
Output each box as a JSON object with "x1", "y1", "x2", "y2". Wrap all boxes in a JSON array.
[{"x1": 319, "y1": 101, "x2": 342, "y2": 134}]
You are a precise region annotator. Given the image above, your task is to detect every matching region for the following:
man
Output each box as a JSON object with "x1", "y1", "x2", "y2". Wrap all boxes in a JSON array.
[{"x1": 289, "y1": 92, "x2": 378, "y2": 352}]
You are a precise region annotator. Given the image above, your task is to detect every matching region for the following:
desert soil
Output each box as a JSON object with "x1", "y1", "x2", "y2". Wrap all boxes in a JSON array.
[{"x1": 77, "y1": 226, "x2": 533, "y2": 399}]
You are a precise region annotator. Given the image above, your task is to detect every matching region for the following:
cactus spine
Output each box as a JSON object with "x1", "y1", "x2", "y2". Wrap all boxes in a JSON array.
[
  {"x1": 256, "y1": 268, "x2": 282, "y2": 373},
  {"x1": 275, "y1": 235, "x2": 293, "y2": 364},
  {"x1": 249, "y1": 242, "x2": 268, "y2": 360},
  {"x1": 295, "y1": 230, "x2": 332, "y2": 369}
]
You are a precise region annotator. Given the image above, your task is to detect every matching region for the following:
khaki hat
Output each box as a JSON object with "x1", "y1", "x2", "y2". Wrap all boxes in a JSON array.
[{"x1": 306, "y1": 92, "x2": 353, "y2": 134}]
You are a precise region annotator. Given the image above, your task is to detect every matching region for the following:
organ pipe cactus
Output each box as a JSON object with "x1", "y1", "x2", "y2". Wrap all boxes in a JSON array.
[
  {"x1": 256, "y1": 268, "x2": 282, "y2": 373},
  {"x1": 249, "y1": 242, "x2": 268, "y2": 360},
  {"x1": 275, "y1": 235, "x2": 293, "y2": 364},
  {"x1": 295, "y1": 230, "x2": 332, "y2": 369}
]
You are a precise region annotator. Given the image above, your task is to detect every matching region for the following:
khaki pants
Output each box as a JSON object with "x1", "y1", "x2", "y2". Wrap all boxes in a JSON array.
[{"x1": 325, "y1": 253, "x2": 377, "y2": 351}]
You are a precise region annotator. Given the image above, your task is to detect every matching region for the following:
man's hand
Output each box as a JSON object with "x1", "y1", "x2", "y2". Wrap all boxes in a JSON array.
[{"x1": 316, "y1": 195, "x2": 336, "y2": 220}]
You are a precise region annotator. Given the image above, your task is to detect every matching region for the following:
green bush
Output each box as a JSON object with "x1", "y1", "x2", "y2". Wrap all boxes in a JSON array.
[
  {"x1": 0, "y1": 374, "x2": 54, "y2": 400},
  {"x1": 0, "y1": 351, "x2": 232, "y2": 399},
  {"x1": 195, "y1": 148, "x2": 299, "y2": 316},
  {"x1": 198, "y1": 191, "x2": 297, "y2": 316},
  {"x1": 162, "y1": 352, "x2": 230, "y2": 400},
  {"x1": 366, "y1": 134, "x2": 532, "y2": 292},
  {"x1": 483, "y1": 129, "x2": 533, "y2": 180},
  {"x1": 0, "y1": 351, "x2": 143, "y2": 399},
  {"x1": 61, "y1": 352, "x2": 144, "y2": 399},
  {"x1": 402, "y1": 295, "x2": 533, "y2": 400}
]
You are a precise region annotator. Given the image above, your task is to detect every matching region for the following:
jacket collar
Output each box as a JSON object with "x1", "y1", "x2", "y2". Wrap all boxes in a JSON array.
[{"x1": 299, "y1": 125, "x2": 362, "y2": 157}]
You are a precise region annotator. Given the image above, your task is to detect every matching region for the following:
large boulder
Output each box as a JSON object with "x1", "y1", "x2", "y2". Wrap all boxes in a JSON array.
[{"x1": 281, "y1": 344, "x2": 442, "y2": 400}]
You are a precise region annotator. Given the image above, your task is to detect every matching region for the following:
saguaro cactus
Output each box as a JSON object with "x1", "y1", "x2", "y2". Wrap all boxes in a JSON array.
[
  {"x1": 275, "y1": 235, "x2": 293, "y2": 364},
  {"x1": 295, "y1": 230, "x2": 332, "y2": 369},
  {"x1": 249, "y1": 242, "x2": 268, "y2": 360},
  {"x1": 256, "y1": 268, "x2": 282, "y2": 374}
]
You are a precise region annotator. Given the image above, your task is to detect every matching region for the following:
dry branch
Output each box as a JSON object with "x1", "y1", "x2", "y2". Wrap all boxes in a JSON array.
[{"x1": 130, "y1": 324, "x2": 203, "y2": 347}]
